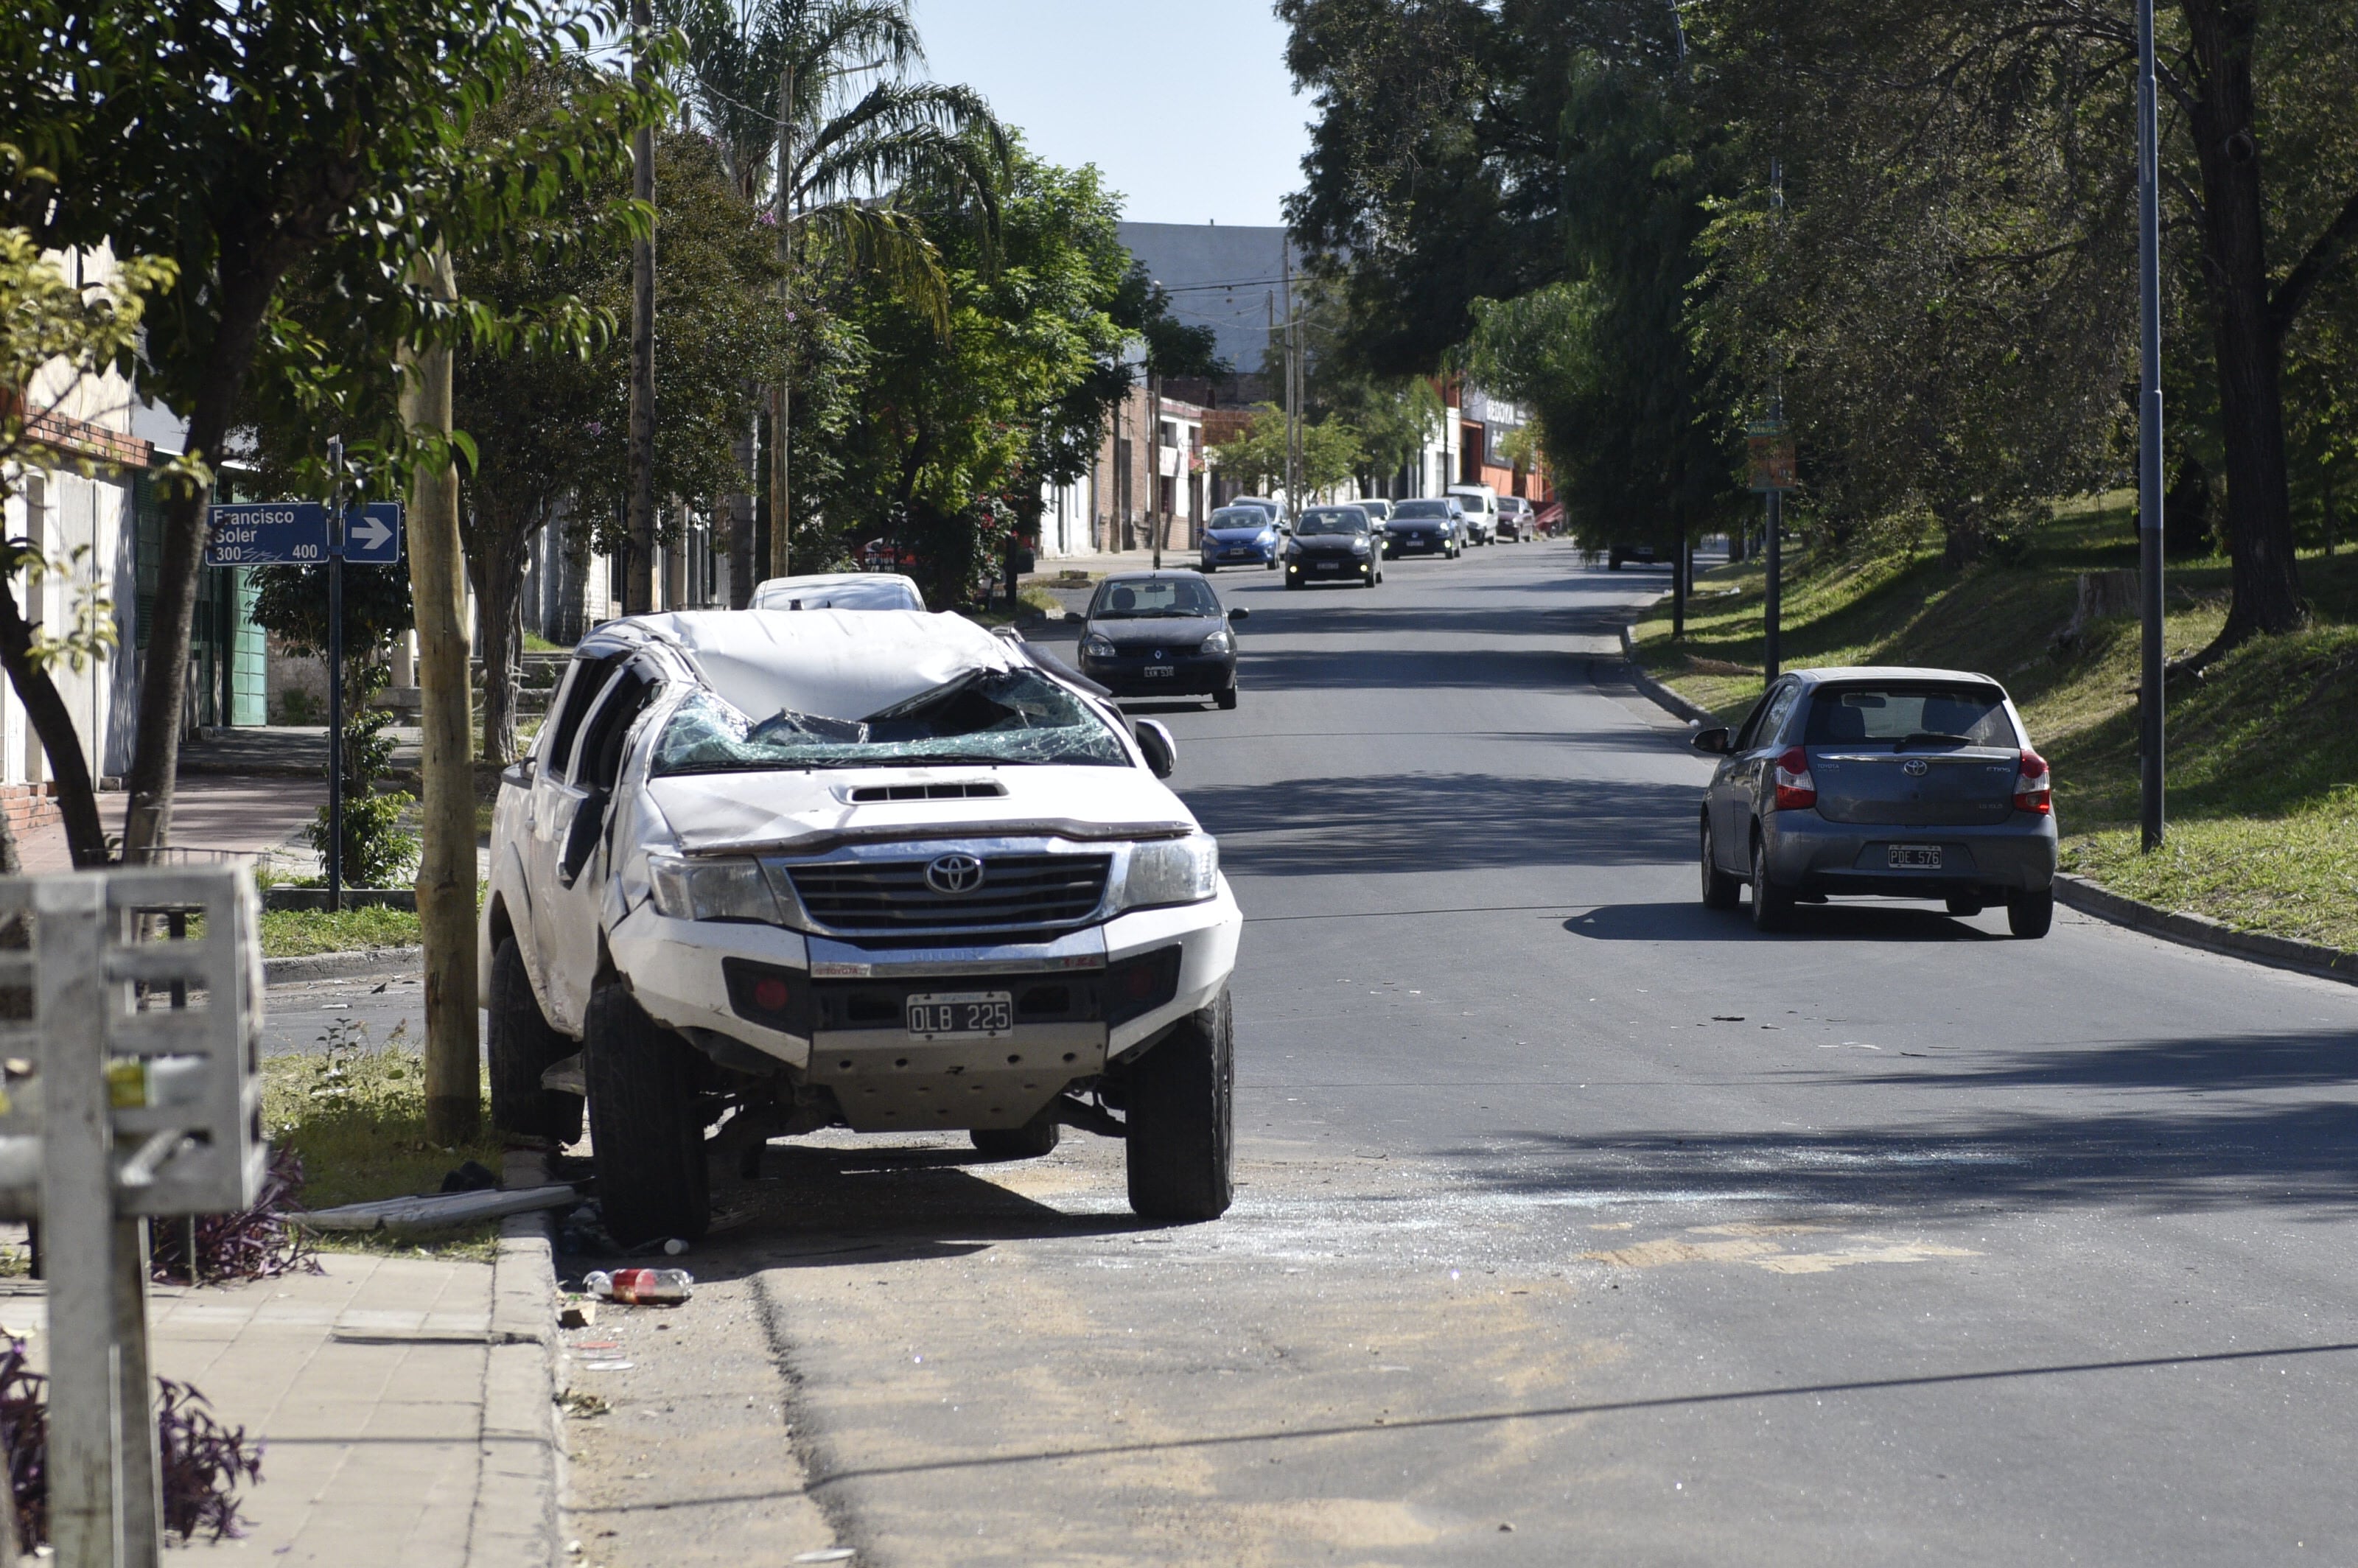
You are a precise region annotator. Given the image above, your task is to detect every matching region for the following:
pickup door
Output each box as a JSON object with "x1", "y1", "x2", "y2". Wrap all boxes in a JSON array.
[{"x1": 526, "y1": 661, "x2": 654, "y2": 1034}]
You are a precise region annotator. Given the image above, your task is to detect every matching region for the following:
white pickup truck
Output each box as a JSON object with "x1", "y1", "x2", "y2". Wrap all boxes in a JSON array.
[{"x1": 480, "y1": 609, "x2": 1242, "y2": 1244}]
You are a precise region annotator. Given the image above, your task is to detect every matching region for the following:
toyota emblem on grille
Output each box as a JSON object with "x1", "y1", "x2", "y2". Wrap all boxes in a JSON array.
[
  {"x1": 1903, "y1": 759, "x2": 1931, "y2": 777},
  {"x1": 925, "y1": 853, "x2": 987, "y2": 895}
]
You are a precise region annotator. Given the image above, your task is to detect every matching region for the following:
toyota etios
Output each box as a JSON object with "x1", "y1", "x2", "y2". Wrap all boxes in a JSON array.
[{"x1": 482, "y1": 610, "x2": 1244, "y2": 1243}]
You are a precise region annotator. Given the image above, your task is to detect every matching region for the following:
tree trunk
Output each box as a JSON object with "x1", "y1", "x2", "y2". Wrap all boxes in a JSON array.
[
  {"x1": 466, "y1": 531, "x2": 524, "y2": 766},
  {"x1": 402, "y1": 251, "x2": 480, "y2": 1144},
  {"x1": 2182, "y1": 0, "x2": 2304, "y2": 655},
  {"x1": 0, "y1": 589, "x2": 103, "y2": 866},
  {"x1": 119, "y1": 272, "x2": 279, "y2": 861}
]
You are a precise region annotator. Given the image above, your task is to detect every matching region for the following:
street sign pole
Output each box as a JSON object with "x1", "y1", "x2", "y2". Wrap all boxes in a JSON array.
[
  {"x1": 2136, "y1": 0, "x2": 2166, "y2": 852},
  {"x1": 325, "y1": 440, "x2": 345, "y2": 913}
]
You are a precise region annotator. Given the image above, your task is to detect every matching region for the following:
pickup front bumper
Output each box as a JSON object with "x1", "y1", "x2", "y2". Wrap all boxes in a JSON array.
[{"x1": 607, "y1": 883, "x2": 1243, "y2": 1133}]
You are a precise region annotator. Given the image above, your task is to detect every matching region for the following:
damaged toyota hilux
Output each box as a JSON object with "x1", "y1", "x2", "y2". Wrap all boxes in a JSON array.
[{"x1": 481, "y1": 610, "x2": 1242, "y2": 1244}]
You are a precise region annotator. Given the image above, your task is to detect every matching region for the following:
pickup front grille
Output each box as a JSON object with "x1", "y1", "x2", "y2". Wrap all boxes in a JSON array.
[{"x1": 786, "y1": 853, "x2": 1113, "y2": 935}]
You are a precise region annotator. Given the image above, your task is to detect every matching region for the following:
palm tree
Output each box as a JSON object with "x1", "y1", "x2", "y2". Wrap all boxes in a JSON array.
[{"x1": 662, "y1": 0, "x2": 1009, "y2": 582}]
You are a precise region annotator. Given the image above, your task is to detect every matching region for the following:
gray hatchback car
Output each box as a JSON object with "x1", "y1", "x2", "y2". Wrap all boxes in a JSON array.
[{"x1": 1692, "y1": 667, "x2": 2059, "y2": 937}]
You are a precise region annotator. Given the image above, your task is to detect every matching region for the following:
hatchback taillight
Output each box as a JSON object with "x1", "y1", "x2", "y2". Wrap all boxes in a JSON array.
[
  {"x1": 1773, "y1": 746, "x2": 1817, "y2": 812},
  {"x1": 2013, "y1": 749, "x2": 2051, "y2": 815}
]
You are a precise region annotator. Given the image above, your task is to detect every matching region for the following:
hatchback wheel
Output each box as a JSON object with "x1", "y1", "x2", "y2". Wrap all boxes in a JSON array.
[
  {"x1": 1700, "y1": 818, "x2": 1742, "y2": 911},
  {"x1": 1749, "y1": 834, "x2": 1794, "y2": 932},
  {"x1": 1215, "y1": 685, "x2": 1239, "y2": 710},
  {"x1": 2007, "y1": 889, "x2": 2055, "y2": 939}
]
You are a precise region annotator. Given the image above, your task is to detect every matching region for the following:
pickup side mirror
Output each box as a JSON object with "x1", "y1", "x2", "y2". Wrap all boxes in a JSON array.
[
  {"x1": 1227, "y1": 606, "x2": 1250, "y2": 622},
  {"x1": 1063, "y1": 610, "x2": 1086, "y2": 625},
  {"x1": 502, "y1": 756, "x2": 536, "y2": 789},
  {"x1": 1135, "y1": 719, "x2": 1178, "y2": 779},
  {"x1": 1691, "y1": 726, "x2": 1733, "y2": 755}
]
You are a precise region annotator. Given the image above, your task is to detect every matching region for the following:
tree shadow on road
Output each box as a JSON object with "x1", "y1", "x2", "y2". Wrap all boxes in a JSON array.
[{"x1": 1448, "y1": 1025, "x2": 2358, "y2": 1219}]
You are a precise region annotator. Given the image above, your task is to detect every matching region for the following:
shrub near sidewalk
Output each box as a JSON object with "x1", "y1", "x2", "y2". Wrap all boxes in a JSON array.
[{"x1": 1632, "y1": 497, "x2": 2358, "y2": 953}]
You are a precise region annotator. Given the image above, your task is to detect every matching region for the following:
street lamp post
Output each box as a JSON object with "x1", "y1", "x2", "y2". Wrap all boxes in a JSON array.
[{"x1": 2135, "y1": 0, "x2": 2166, "y2": 851}]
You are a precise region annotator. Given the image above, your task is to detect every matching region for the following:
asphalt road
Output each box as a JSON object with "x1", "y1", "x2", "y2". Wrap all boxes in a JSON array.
[{"x1": 549, "y1": 539, "x2": 2358, "y2": 1567}]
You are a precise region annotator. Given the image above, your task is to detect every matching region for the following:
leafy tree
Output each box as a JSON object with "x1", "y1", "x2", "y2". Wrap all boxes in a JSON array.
[
  {"x1": 0, "y1": 220, "x2": 170, "y2": 867},
  {"x1": 1695, "y1": 0, "x2": 2358, "y2": 657},
  {"x1": 1269, "y1": 275, "x2": 1438, "y2": 494},
  {"x1": 1209, "y1": 405, "x2": 1365, "y2": 497},
  {"x1": 8, "y1": 0, "x2": 655, "y2": 857}
]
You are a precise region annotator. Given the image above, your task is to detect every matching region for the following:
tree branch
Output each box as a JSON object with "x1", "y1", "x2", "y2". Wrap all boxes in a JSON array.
[{"x1": 2270, "y1": 186, "x2": 2358, "y2": 337}]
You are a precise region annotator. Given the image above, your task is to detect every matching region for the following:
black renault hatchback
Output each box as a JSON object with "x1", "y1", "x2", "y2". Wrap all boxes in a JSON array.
[{"x1": 1073, "y1": 570, "x2": 1249, "y2": 710}]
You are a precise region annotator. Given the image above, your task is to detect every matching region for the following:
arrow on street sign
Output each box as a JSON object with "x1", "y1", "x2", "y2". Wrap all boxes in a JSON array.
[{"x1": 341, "y1": 502, "x2": 403, "y2": 564}]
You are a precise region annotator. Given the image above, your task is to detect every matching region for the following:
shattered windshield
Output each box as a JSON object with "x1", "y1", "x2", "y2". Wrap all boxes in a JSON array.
[{"x1": 652, "y1": 667, "x2": 1130, "y2": 774}]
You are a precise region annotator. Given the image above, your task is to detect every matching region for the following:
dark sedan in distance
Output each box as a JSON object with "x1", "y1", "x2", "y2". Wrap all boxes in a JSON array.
[
  {"x1": 1072, "y1": 571, "x2": 1248, "y2": 710},
  {"x1": 1384, "y1": 498, "x2": 1463, "y2": 559},
  {"x1": 1284, "y1": 505, "x2": 1382, "y2": 588},
  {"x1": 1693, "y1": 666, "x2": 2060, "y2": 937}
]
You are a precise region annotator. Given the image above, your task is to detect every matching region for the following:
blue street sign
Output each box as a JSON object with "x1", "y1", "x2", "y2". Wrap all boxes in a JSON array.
[
  {"x1": 204, "y1": 500, "x2": 405, "y2": 566},
  {"x1": 203, "y1": 502, "x2": 326, "y2": 566},
  {"x1": 342, "y1": 501, "x2": 403, "y2": 564}
]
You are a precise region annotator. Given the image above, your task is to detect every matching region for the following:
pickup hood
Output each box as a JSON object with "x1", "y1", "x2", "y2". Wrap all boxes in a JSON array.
[
  {"x1": 1087, "y1": 615, "x2": 1225, "y2": 651},
  {"x1": 647, "y1": 763, "x2": 1198, "y2": 855}
]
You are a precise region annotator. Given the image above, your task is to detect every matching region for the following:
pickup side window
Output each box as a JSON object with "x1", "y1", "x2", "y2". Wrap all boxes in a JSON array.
[
  {"x1": 542, "y1": 653, "x2": 622, "y2": 777},
  {"x1": 558, "y1": 670, "x2": 658, "y2": 884}
]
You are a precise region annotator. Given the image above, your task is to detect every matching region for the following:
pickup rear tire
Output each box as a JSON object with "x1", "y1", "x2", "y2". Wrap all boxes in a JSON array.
[
  {"x1": 489, "y1": 936, "x2": 583, "y2": 1145},
  {"x1": 584, "y1": 984, "x2": 710, "y2": 1246},
  {"x1": 2008, "y1": 889, "x2": 2055, "y2": 939},
  {"x1": 1124, "y1": 987, "x2": 1234, "y2": 1222},
  {"x1": 971, "y1": 1105, "x2": 1062, "y2": 1161}
]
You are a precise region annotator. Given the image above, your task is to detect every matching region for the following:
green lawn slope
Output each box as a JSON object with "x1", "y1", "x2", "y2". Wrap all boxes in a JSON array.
[{"x1": 1630, "y1": 497, "x2": 2358, "y2": 953}]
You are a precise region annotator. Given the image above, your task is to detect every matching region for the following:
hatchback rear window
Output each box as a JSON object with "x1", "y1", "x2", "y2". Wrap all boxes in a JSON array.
[{"x1": 1805, "y1": 685, "x2": 2016, "y2": 747}]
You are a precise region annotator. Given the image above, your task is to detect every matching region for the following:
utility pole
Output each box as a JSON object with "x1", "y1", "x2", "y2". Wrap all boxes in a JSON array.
[
  {"x1": 324, "y1": 437, "x2": 344, "y2": 912},
  {"x1": 1763, "y1": 156, "x2": 1787, "y2": 684},
  {"x1": 1150, "y1": 367, "x2": 1164, "y2": 570},
  {"x1": 401, "y1": 250, "x2": 479, "y2": 1144},
  {"x1": 2135, "y1": 0, "x2": 2166, "y2": 851},
  {"x1": 1281, "y1": 244, "x2": 1301, "y2": 512},
  {"x1": 626, "y1": 0, "x2": 657, "y2": 615},
  {"x1": 770, "y1": 56, "x2": 795, "y2": 581}
]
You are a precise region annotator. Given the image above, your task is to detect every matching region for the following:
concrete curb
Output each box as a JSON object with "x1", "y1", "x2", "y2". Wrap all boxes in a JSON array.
[
  {"x1": 1617, "y1": 624, "x2": 1717, "y2": 726},
  {"x1": 2054, "y1": 872, "x2": 2358, "y2": 989},
  {"x1": 1601, "y1": 631, "x2": 2358, "y2": 990},
  {"x1": 469, "y1": 1150, "x2": 565, "y2": 1567},
  {"x1": 263, "y1": 945, "x2": 422, "y2": 987}
]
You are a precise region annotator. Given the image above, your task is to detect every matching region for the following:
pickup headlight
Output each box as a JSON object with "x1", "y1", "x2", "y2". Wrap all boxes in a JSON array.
[
  {"x1": 1080, "y1": 633, "x2": 1116, "y2": 658},
  {"x1": 647, "y1": 854, "x2": 783, "y2": 923},
  {"x1": 1116, "y1": 833, "x2": 1218, "y2": 911}
]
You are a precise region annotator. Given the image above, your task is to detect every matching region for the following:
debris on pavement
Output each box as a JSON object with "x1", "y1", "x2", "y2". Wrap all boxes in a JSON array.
[
  {"x1": 438, "y1": 1159, "x2": 500, "y2": 1194},
  {"x1": 293, "y1": 1183, "x2": 580, "y2": 1231},
  {"x1": 559, "y1": 1299, "x2": 598, "y2": 1329},
  {"x1": 584, "y1": 1267, "x2": 694, "y2": 1305}
]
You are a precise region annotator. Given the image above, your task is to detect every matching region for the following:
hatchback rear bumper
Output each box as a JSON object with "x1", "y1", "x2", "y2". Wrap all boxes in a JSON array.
[{"x1": 1762, "y1": 810, "x2": 2058, "y2": 895}]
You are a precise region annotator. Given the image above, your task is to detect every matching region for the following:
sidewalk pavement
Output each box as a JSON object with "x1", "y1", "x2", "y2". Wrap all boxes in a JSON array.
[
  {"x1": 3, "y1": 1157, "x2": 563, "y2": 1567},
  {"x1": 16, "y1": 774, "x2": 325, "y2": 875},
  {"x1": 7, "y1": 1247, "x2": 546, "y2": 1564}
]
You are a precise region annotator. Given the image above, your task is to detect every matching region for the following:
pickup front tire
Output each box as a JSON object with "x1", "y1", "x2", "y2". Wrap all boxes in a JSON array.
[
  {"x1": 489, "y1": 936, "x2": 583, "y2": 1145},
  {"x1": 584, "y1": 984, "x2": 710, "y2": 1246},
  {"x1": 1124, "y1": 987, "x2": 1235, "y2": 1222}
]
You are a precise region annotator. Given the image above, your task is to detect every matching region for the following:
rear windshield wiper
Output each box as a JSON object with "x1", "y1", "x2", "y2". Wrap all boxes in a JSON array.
[{"x1": 1893, "y1": 731, "x2": 1979, "y2": 752}]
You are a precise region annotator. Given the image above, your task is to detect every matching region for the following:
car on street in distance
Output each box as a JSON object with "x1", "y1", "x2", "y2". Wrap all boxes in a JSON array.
[
  {"x1": 1074, "y1": 570, "x2": 1248, "y2": 709},
  {"x1": 1225, "y1": 496, "x2": 1287, "y2": 529},
  {"x1": 1496, "y1": 495, "x2": 1536, "y2": 542},
  {"x1": 481, "y1": 607, "x2": 1245, "y2": 1244},
  {"x1": 750, "y1": 573, "x2": 926, "y2": 611},
  {"x1": 1606, "y1": 542, "x2": 1659, "y2": 570},
  {"x1": 1383, "y1": 498, "x2": 1462, "y2": 559},
  {"x1": 1284, "y1": 505, "x2": 1382, "y2": 589},
  {"x1": 1356, "y1": 497, "x2": 1393, "y2": 533},
  {"x1": 1198, "y1": 506, "x2": 1283, "y2": 573},
  {"x1": 1446, "y1": 484, "x2": 1498, "y2": 545},
  {"x1": 1691, "y1": 666, "x2": 2059, "y2": 937}
]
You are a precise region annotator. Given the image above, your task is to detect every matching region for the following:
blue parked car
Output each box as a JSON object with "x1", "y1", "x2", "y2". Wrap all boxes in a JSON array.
[{"x1": 1200, "y1": 505, "x2": 1284, "y2": 572}]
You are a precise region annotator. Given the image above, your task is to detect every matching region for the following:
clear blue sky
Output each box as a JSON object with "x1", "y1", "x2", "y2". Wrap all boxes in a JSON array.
[{"x1": 909, "y1": 0, "x2": 1309, "y2": 228}]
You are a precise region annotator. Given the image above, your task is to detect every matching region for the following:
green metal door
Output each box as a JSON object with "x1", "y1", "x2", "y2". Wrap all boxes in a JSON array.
[{"x1": 228, "y1": 569, "x2": 265, "y2": 724}]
